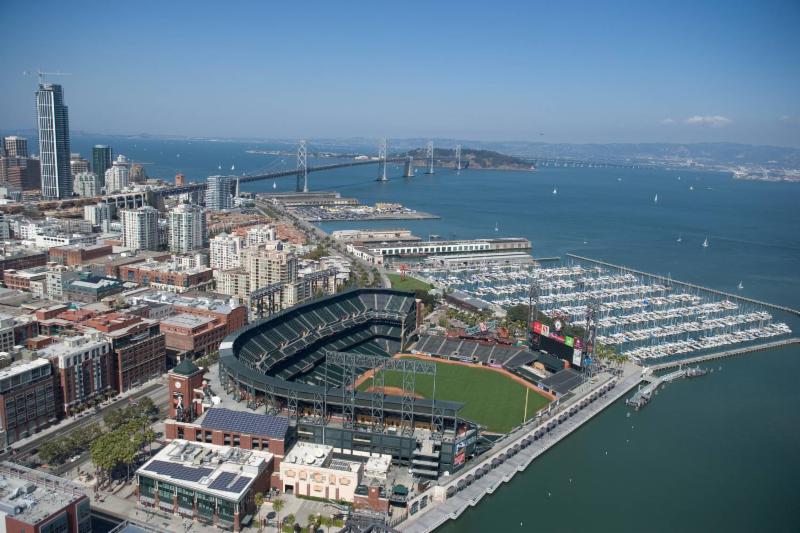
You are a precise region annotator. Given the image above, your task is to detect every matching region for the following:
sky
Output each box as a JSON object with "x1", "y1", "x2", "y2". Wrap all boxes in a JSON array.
[{"x1": 1, "y1": 0, "x2": 799, "y2": 147}]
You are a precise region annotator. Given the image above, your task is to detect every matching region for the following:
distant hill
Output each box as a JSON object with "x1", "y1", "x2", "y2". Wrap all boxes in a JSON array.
[{"x1": 400, "y1": 147, "x2": 533, "y2": 171}]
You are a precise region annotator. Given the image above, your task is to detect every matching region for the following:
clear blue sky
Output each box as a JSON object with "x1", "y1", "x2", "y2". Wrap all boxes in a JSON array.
[{"x1": 2, "y1": 0, "x2": 799, "y2": 147}]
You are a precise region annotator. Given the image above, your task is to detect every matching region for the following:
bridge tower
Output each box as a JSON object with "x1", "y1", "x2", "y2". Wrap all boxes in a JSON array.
[
  {"x1": 425, "y1": 141, "x2": 435, "y2": 174},
  {"x1": 377, "y1": 138, "x2": 388, "y2": 182},
  {"x1": 455, "y1": 144, "x2": 462, "y2": 173},
  {"x1": 296, "y1": 139, "x2": 309, "y2": 192},
  {"x1": 404, "y1": 155, "x2": 415, "y2": 177}
]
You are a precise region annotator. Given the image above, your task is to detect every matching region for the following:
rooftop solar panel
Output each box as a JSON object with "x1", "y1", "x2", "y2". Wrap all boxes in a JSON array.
[
  {"x1": 146, "y1": 460, "x2": 213, "y2": 482},
  {"x1": 201, "y1": 408, "x2": 290, "y2": 439}
]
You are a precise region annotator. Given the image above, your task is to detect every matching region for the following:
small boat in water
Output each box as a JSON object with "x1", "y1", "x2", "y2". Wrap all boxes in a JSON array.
[
  {"x1": 689, "y1": 185, "x2": 694, "y2": 191},
  {"x1": 738, "y1": 281, "x2": 744, "y2": 290},
  {"x1": 677, "y1": 233, "x2": 682, "y2": 243},
  {"x1": 553, "y1": 187, "x2": 558, "y2": 195},
  {"x1": 273, "y1": 180, "x2": 277, "y2": 189},
  {"x1": 702, "y1": 236, "x2": 709, "y2": 248},
  {"x1": 654, "y1": 194, "x2": 659, "y2": 204},
  {"x1": 494, "y1": 222, "x2": 499, "y2": 232}
]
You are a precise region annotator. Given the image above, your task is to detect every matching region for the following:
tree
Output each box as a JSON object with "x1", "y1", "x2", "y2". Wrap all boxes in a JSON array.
[
  {"x1": 272, "y1": 498, "x2": 285, "y2": 532},
  {"x1": 254, "y1": 492, "x2": 265, "y2": 532},
  {"x1": 506, "y1": 304, "x2": 530, "y2": 324}
]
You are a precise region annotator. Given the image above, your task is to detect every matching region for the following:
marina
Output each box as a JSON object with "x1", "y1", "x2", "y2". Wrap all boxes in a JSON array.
[{"x1": 413, "y1": 257, "x2": 793, "y2": 368}]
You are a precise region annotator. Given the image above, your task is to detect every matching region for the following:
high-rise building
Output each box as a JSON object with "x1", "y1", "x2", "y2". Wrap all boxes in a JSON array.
[
  {"x1": 105, "y1": 154, "x2": 131, "y2": 193},
  {"x1": 245, "y1": 224, "x2": 278, "y2": 246},
  {"x1": 168, "y1": 202, "x2": 207, "y2": 253},
  {"x1": 70, "y1": 153, "x2": 90, "y2": 176},
  {"x1": 205, "y1": 175, "x2": 233, "y2": 210},
  {"x1": 92, "y1": 144, "x2": 112, "y2": 187},
  {"x1": 210, "y1": 232, "x2": 244, "y2": 270},
  {"x1": 175, "y1": 173, "x2": 186, "y2": 186},
  {"x1": 3, "y1": 136, "x2": 28, "y2": 158},
  {"x1": 130, "y1": 163, "x2": 147, "y2": 183},
  {"x1": 242, "y1": 244, "x2": 299, "y2": 310},
  {"x1": 121, "y1": 206, "x2": 160, "y2": 251},
  {"x1": 0, "y1": 156, "x2": 40, "y2": 190},
  {"x1": 84, "y1": 201, "x2": 114, "y2": 229},
  {"x1": 73, "y1": 171, "x2": 100, "y2": 197},
  {"x1": 36, "y1": 83, "x2": 72, "y2": 198}
]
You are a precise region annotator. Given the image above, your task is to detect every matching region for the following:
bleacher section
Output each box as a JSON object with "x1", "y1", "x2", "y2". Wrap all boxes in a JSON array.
[
  {"x1": 413, "y1": 333, "x2": 563, "y2": 372},
  {"x1": 232, "y1": 289, "x2": 417, "y2": 386}
]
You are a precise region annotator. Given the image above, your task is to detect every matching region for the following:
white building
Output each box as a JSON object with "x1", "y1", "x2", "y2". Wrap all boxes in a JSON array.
[
  {"x1": 105, "y1": 154, "x2": 131, "y2": 193},
  {"x1": 204, "y1": 175, "x2": 233, "y2": 211},
  {"x1": 245, "y1": 225, "x2": 277, "y2": 246},
  {"x1": 33, "y1": 233, "x2": 97, "y2": 248},
  {"x1": 84, "y1": 202, "x2": 114, "y2": 230},
  {"x1": 73, "y1": 171, "x2": 100, "y2": 197},
  {"x1": 121, "y1": 206, "x2": 160, "y2": 251},
  {"x1": 210, "y1": 232, "x2": 243, "y2": 270},
  {"x1": 46, "y1": 267, "x2": 82, "y2": 302},
  {"x1": 167, "y1": 203, "x2": 207, "y2": 253},
  {"x1": 279, "y1": 442, "x2": 366, "y2": 502}
]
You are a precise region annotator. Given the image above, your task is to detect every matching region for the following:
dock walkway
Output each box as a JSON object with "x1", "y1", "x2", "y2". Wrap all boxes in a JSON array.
[
  {"x1": 648, "y1": 337, "x2": 800, "y2": 371},
  {"x1": 566, "y1": 254, "x2": 800, "y2": 317},
  {"x1": 399, "y1": 367, "x2": 644, "y2": 532}
]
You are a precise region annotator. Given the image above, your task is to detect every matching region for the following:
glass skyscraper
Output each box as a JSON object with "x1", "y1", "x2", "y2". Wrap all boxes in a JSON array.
[
  {"x1": 36, "y1": 83, "x2": 72, "y2": 198},
  {"x1": 92, "y1": 145, "x2": 112, "y2": 188}
]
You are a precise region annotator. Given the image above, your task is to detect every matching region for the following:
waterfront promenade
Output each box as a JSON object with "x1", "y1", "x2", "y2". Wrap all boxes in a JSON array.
[{"x1": 399, "y1": 364, "x2": 644, "y2": 532}]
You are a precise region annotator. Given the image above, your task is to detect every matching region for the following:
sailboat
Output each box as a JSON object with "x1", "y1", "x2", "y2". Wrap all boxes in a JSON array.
[
  {"x1": 552, "y1": 187, "x2": 558, "y2": 195},
  {"x1": 231, "y1": 164, "x2": 235, "y2": 171},
  {"x1": 273, "y1": 180, "x2": 277, "y2": 189},
  {"x1": 654, "y1": 194, "x2": 658, "y2": 204},
  {"x1": 218, "y1": 164, "x2": 222, "y2": 170},
  {"x1": 494, "y1": 222, "x2": 499, "y2": 232},
  {"x1": 689, "y1": 185, "x2": 694, "y2": 191},
  {"x1": 702, "y1": 236, "x2": 709, "y2": 248},
  {"x1": 677, "y1": 233, "x2": 682, "y2": 243},
  {"x1": 737, "y1": 281, "x2": 744, "y2": 290}
]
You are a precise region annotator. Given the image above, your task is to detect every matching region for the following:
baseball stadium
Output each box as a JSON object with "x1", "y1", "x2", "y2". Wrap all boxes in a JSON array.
[{"x1": 219, "y1": 288, "x2": 560, "y2": 478}]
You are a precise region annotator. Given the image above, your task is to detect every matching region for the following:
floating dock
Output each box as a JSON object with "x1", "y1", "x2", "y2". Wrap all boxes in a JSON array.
[
  {"x1": 648, "y1": 337, "x2": 800, "y2": 371},
  {"x1": 566, "y1": 253, "x2": 800, "y2": 317}
]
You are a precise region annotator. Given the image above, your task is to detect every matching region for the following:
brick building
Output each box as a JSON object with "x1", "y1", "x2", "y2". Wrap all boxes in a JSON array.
[
  {"x1": 160, "y1": 313, "x2": 226, "y2": 360},
  {"x1": 0, "y1": 250, "x2": 47, "y2": 283},
  {"x1": 39, "y1": 333, "x2": 114, "y2": 416},
  {"x1": 0, "y1": 359, "x2": 57, "y2": 447},
  {"x1": 49, "y1": 243, "x2": 113, "y2": 266},
  {"x1": 119, "y1": 261, "x2": 213, "y2": 293},
  {"x1": 81, "y1": 313, "x2": 166, "y2": 393},
  {"x1": 0, "y1": 462, "x2": 91, "y2": 533}
]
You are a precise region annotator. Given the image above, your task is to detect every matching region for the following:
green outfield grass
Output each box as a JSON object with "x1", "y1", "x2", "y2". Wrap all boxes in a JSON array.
[
  {"x1": 358, "y1": 357, "x2": 550, "y2": 433},
  {"x1": 386, "y1": 273, "x2": 433, "y2": 293}
]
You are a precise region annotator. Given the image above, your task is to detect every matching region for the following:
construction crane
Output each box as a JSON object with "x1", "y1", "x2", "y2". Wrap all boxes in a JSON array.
[{"x1": 23, "y1": 70, "x2": 72, "y2": 84}]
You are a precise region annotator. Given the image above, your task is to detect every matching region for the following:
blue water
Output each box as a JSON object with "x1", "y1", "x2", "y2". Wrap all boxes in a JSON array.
[{"x1": 71, "y1": 137, "x2": 800, "y2": 531}]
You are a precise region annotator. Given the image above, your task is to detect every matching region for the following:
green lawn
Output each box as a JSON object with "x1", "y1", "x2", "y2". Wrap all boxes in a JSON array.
[
  {"x1": 386, "y1": 273, "x2": 432, "y2": 293},
  {"x1": 358, "y1": 357, "x2": 550, "y2": 433}
]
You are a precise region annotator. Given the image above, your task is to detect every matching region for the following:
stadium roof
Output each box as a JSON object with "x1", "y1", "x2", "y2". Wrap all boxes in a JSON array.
[{"x1": 200, "y1": 408, "x2": 289, "y2": 439}]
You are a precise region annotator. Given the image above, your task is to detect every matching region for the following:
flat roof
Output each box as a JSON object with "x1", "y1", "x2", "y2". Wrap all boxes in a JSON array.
[
  {"x1": 161, "y1": 313, "x2": 215, "y2": 329},
  {"x1": 0, "y1": 357, "x2": 49, "y2": 379},
  {"x1": 137, "y1": 440, "x2": 272, "y2": 501},
  {"x1": 0, "y1": 462, "x2": 87, "y2": 525},
  {"x1": 199, "y1": 407, "x2": 289, "y2": 440}
]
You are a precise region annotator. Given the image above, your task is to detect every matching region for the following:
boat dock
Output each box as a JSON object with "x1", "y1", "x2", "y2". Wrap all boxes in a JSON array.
[
  {"x1": 625, "y1": 366, "x2": 703, "y2": 410},
  {"x1": 647, "y1": 337, "x2": 800, "y2": 371},
  {"x1": 566, "y1": 253, "x2": 800, "y2": 317},
  {"x1": 398, "y1": 366, "x2": 643, "y2": 532}
]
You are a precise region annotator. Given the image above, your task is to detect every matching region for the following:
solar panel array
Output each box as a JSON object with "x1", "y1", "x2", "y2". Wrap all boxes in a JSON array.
[
  {"x1": 201, "y1": 408, "x2": 289, "y2": 439},
  {"x1": 329, "y1": 459, "x2": 352, "y2": 471},
  {"x1": 145, "y1": 460, "x2": 213, "y2": 482},
  {"x1": 207, "y1": 472, "x2": 253, "y2": 494}
]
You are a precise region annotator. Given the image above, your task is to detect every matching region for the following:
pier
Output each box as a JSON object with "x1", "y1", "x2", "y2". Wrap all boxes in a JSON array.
[
  {"x1": 647, "y1": 337, "x2": 800, "y2": 371},
  {"x1": 625, "y1": 367, "x2": 702, "y2": 410},
  {"x1": 398, "y1": 366, "x2": 643, "y2": 532},
  {"x1": 566, "y1": 254, "x2": 800, "y2": 317}
]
